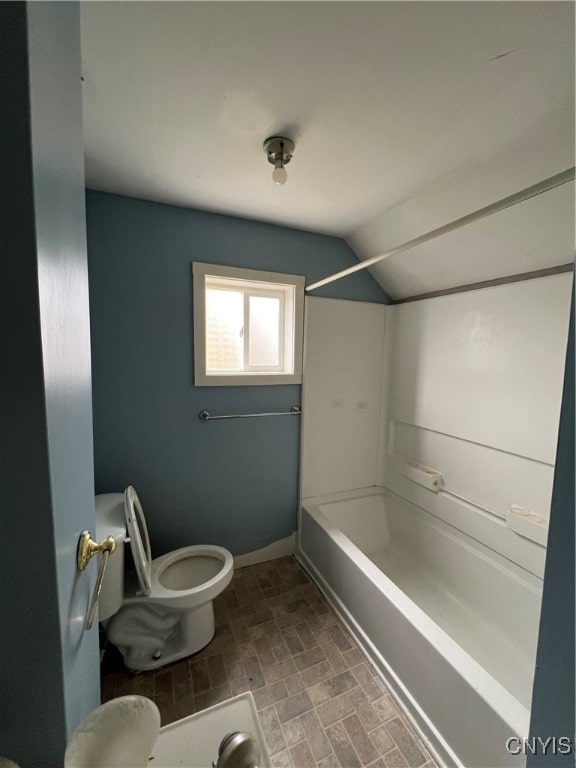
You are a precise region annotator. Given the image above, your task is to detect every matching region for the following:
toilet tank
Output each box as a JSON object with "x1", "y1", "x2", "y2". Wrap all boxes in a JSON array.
[{"x1": 95, "y1": 493, "x2": 127, "y2": 621}]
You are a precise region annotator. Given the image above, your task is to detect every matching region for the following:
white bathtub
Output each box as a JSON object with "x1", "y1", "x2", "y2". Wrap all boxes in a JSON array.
[{"x1": 297, "y1": 486, "x2": 543, "y2": 768}]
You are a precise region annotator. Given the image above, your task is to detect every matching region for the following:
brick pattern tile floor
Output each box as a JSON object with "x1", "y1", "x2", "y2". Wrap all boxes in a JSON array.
[{"x1": 101, "y1": 556, "x2": 437, "y2": 768}]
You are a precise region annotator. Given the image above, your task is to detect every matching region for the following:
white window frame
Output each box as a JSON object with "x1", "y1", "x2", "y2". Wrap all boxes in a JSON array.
[{"x1": 193, "y1": 262, "x2": 305, "y2": 386}]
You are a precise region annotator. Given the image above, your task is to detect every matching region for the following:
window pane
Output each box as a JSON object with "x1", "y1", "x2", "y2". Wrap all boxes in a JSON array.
[
  {"x1": 205, "y1": 288, "x2": 243, "y2": 371},
  {"x1": 248, "y1": 295, "x2": 280, "y2": 367}
]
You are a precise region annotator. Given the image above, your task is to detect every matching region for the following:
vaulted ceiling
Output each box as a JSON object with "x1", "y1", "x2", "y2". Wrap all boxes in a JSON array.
[{"x1": 81, "y1": 2, "x2": 574, "y2": 298}]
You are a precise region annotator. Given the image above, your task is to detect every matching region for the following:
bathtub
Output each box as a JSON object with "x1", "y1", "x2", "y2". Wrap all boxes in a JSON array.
[{"x1": 297, "y1": 486, "x2": 543, "y2": 768}]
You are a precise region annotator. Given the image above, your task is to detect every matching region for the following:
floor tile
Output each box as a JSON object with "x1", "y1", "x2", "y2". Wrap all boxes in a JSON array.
[
  {"x1": 283, "y1": 626, "x2": 305, "y2": 655},
  {"x1": 312, "y1": 628, "x2": 331, "y2": 645},
  {"x1": 317, "y1": 753, "x2": 341, "y2": 768},
  {"x1": 321, "y1": 641, "x2": 349, "y2": 673},
  {"x1": 300, "y1": 660, "x2": 336, "y2": 688},
  {"x1": 125, "y1": 672, "x2": 154, "y2": 699},
  {"x1": 243, "y1": 655, "x2": 266, "y2": 690},
  {"x1": 265, "y1": 657, "x2": 298, "y2": 685},
  {"x1": 289, "y1": 739, "x2": 316, "y2": 768},
  {"x1": 386, "y1": 718, "x2": 427, "y2": 767},
  {"x1": 370, "y1": 725, "x2": 395, "y2": 756},
  {"x1": 345, "y1": 685, "x2": 382, "y2": 732},
  {"x1": 326, "y1": 720, "x2": 362, "y2": 768},
  {"x1": 254, "y1": 636, "x2": 277, "y2": 667},
  {"x1": 315, "y1": 692, "x2": 356, "y2": 727},
  {"x1": 193, "y1": 683, "x2": 231, "y2": 710},
  {"x1": 260, "y1": 705, "x2": 287, "y2": 755},
  {"x1": 282, "y1": 716, "x2": 307, "y2": 747},
  {"x1": 342, "y1": 648, "x2": 365, "y2": 668},
  {"x1": 207, "y1": 653, "x2": 227, "y2": 688},
  {"x1": 254, "y1": 620, "x2": 286, "y2": 647},
  {"x1": 351, "y1": 663, "x2": 386, "y2": 701},
  {"x1": 285, "y1": 673, "x2": 305, "y2": 695},
  {"x1": 299, "y1": 709, "x2": 333, "y2": 762},
  {"x1": 327, "y1": 624, "x2": 353, "y2": 652},
  {"x1": 307, "y1": 671, "x2": 358, "y2": 706},
  {"x1": 253, "y1": 680, "x2": 290, "y2": 710},
  {"x1": 382, "y1": 748, "x2": 409, "y2": 768},
  {"x1": 275, "y1": 691, "x2": 314, "y2": 723},
  {"x1": 237, "y1": 640, "x2": 258, "y2": 659},
  {"x1": 247, "y1": 605, "x2": 274, "y2": 626},
  {"x1": 295, "y1": 622, "x2": 317, "y2": 650},
  {"x1": 294, "y1": 646, "x2": 326, "y2": 671},
  {"x1": 100, "y1": 556, "x2": 437, "y2": 768},
  {"x1": 273, "y1": 644, "x2": 292, "y2": 662},
  {"x1": 190, "y1": 658, "x2": 210, "y2": 694},
  {"x1": 224, "y1": 658, "x2": 245, "y2": 681},
  {"x1": 271, "y1": 748, "x2": 294, "y2": 768},
  {"x1": 372, "y1": 695, "x2": 399, "y2": 723},
  {"x1": 172, "y1": 661, "x2": 192, "y2": 701},
  {"x1": 231, "y1": 618, "x2": 251, "y2": 643},
  {"x1": 224, "y1": 588, "x2": 240, "y2": 610},
  {"x1": 342, "y1": 713, "x2": 379, "y2": 765},
  {"x1": 230, "y1": 676, "x2": 251, "y2": 697},
  {"x1": 154, "y1": 670, "x2": 174, "y2": 710}
]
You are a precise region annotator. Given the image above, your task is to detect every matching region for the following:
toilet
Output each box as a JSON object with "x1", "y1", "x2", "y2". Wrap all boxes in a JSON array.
[{"x1": 96, "y1": 486, "x2": 233, "y2": 671}]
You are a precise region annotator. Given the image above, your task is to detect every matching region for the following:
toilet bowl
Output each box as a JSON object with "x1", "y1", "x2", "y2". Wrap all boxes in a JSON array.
[{"x1": 96, "y1": 486, "x2": 233, "y2": 671}]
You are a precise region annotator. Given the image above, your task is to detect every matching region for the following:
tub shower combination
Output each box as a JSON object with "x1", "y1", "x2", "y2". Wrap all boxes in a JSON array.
[{"x1": 297, "y1": 487, "x2": 542, "y2": 768}]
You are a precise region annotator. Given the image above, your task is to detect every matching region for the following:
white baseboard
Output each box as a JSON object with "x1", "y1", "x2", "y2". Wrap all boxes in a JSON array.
[{"x1": 233, "y1": 533, "x2": 296, "y2": 569}]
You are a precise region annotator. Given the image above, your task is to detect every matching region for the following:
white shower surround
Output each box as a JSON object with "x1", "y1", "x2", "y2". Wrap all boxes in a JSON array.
[
  {"x1": 299, "y1": 279, "x2": 572, "y2": 767},
  {"x1": 297, "y1": 487, "x2": 542, "y2": 768}
]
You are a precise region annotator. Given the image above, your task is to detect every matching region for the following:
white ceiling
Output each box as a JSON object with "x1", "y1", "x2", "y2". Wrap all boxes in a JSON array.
[{"x1": 80, "y1": 2, "x2": 574, "y2": 296}]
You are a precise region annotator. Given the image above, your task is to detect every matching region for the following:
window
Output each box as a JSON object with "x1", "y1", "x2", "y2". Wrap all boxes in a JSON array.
[{"x1": 193, "y1": 263, "x2": 305, "y2": 386}]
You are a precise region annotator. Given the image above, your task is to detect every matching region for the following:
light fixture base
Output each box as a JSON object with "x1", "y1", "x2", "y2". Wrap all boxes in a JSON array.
[{"x1": 263, "y1": 137, "x2": 295, "y2": 165}]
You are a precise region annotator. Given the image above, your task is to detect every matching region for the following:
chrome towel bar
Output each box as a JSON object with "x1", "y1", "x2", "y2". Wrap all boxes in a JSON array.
[{"x1": 199, "y1": 406, "x2": 301, "y2": 421}]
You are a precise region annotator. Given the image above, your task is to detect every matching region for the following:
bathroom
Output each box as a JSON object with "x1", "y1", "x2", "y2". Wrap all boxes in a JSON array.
[{"x1": 1, "y1": 2, "x2": 574, "y2": 768}]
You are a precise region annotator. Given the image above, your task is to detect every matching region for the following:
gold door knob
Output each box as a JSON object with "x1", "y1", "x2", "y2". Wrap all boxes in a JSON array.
[
  {"x1": 77, "y1": 531, "x2": 117, "y2": 572},
  {"x1": 77, "y1": 531, "x2": 118, "y2": 630}
]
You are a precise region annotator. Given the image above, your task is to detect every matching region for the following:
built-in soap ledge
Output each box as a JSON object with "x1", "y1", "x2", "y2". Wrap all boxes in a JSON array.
[
  {"x1": 506, "y1": 506, "x2": 549, "y2": 547},
  {"x1": 395, "y1": 459, "x2": 444, "y2": 492}
]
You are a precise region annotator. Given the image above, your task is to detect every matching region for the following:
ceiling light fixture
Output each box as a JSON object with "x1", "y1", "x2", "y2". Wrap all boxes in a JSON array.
[{"x1": 263, "y1": 136, "x2": 295, "y2": 186}]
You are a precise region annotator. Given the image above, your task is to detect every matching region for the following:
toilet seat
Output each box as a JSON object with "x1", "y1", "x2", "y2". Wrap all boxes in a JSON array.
[
  {"x1": 138, "y1": 545, "x2": 234, "y2": 609},
  {"x1": 122, "y1": 487, "x2": 234, "y2": 608},
  {"x1": 122, "y1": 545, "x2": 233, "y2": 609},
  {"x1": 124, "y1": 486, "x2": 152, "y2": 595}
]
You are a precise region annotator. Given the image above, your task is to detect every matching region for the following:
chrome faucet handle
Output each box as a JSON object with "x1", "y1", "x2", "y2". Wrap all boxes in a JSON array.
[{"x1": 213, "y1": 732, "x2": 260, "y2": 768}]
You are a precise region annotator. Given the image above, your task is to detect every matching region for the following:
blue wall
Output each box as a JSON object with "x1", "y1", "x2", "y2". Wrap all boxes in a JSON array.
[{"x1": 87, "y1": 191, "x2": 390, "y2": 556}]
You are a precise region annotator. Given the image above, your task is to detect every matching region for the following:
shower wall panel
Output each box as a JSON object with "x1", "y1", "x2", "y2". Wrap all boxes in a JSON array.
[
  {"x1": 380, "y1": 272, "x2": 573, "y2": 575},
  {"x1": 300, "y1": 297, "x2": 387, "y2": 499}
]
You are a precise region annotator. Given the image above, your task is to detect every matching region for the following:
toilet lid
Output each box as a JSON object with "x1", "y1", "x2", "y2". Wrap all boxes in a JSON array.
[{"x1": 124, "y1": 486, "x2": 152, "y2": 596}]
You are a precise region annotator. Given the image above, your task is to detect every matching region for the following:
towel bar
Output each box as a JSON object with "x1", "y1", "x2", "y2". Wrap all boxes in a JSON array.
[{"x1": 199, "y1": 406, "x2": 301, "y2": 421}]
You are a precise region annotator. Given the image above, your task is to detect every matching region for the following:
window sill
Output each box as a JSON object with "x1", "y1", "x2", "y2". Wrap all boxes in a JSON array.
[{"x1": 194, "y1": 372, "x2": 302, "y2": 386}]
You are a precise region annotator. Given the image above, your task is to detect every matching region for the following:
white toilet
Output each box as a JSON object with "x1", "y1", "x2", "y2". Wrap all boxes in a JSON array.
[{"x1": 96, "y1": 486, "x2": 233, "y2": 671}]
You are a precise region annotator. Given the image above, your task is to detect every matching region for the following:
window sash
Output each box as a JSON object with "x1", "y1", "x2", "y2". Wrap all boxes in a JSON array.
[
  {"x1": 205, "y1": 285, "x2": 244, "y2": 373},
  {"x1": 193, "y1": 262, "x2": 304, "y2": 387},
  {"x1": 204, "y1": 284, "x2": 287, "y2": 375},
  {"x1": 243, "y1": 288, "x2": 285, "y2": 372}
]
